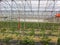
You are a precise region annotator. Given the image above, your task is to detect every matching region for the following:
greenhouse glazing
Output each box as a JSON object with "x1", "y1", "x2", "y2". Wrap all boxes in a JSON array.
[{"x1": 0, "y1": 0, "x2": 60, "y2": 22}]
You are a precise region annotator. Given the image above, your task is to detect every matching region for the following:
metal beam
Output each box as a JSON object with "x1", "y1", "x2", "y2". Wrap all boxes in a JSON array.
[{"x1": 0, "y1": 0, "x2": 2, "y2": 1}]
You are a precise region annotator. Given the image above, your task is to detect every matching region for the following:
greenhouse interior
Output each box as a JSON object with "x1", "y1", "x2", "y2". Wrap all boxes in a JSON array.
[{"x1": 0, "y1": 0, "x2": 60, "y2": 45}]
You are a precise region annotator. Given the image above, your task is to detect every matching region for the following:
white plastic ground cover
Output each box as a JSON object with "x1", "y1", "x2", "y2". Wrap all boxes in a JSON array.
[{"x1": 20, "y1": 19, "x2": 48, "y2": 22}]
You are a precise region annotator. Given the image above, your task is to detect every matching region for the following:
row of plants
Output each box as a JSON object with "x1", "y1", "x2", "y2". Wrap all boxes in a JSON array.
[
  {"x1": 0, "y1": 35, "x2": 58, "y2": 45},
  {"x1": 0, "y1": 22, "x2": 59, "y2": 45},
  {"x1": 0, "y1": 29, "x2": 58, "y2": 45},
  {"x1": 0, "y1": 28, "x2": 58, "y2": 37},
  {"x1": 0, "y1": 32, "x2": 59, "y2": 45},
  {"x1": 0, "y1": 36, "x2": 34, "y2": 45},
  {"x1": 0, "y1": 36, "x2": 59, "y2": 45},
  {"x1": 0, "y1": 22, "x2": 60, "y2": 30}
]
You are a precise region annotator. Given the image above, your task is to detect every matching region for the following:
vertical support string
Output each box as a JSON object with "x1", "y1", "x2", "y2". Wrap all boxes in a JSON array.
[{"x1": 38, "y1": 0, "x2": 40, "y2": 30}]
